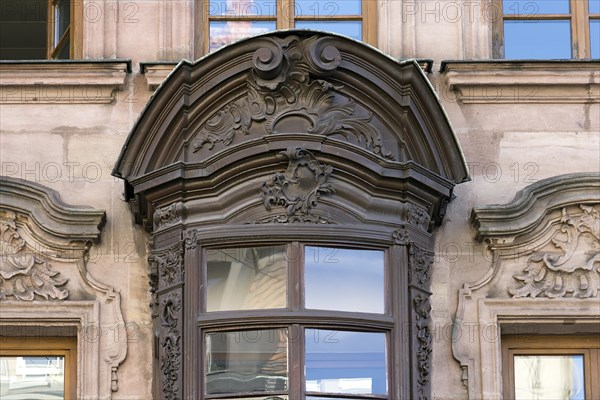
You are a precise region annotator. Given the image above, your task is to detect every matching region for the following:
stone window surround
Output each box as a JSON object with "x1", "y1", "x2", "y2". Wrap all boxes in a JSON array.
[
  {"x1": 440, "y1": 60, "x2": 600, "y2": 104},
  {"x1": 0, "y1": 60, "x2": 131, "y2": 104}
]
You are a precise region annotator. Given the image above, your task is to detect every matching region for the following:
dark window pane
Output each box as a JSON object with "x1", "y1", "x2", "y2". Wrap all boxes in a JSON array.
[
  {"x1": 55, "y1": 37, "x2": 70, "y2": 59},
  {"x1": 295, "y1": 21, "x2": 361, "y2": 40},
  {"x1": 206, "y1": 246, "x2": 287, "y2": 311},
  {"x1": 513, "y1": 355, "x2": 585, "y2": 400},
  {"x1": 0, "y1": 356, "x2": 65, "y2": 398},
  {"x1": 205, "y1": 328, "x2": 288, "y2": 395},
  {"x1": 305, "y1": 330, "x2": 387, "y2": 395},
  {"x1": 591, "y1": 20, "x2": 600, "y2": 58},
  {"x1": 503, "y1": 0, "x2": 570, "y2": 15},
  {"x1": 590, "y1": 0, "x2": 600, "y2": 14},
  {"x1": 504, "y1": 20, "x2": 571, "y2": 59},
  {"x1": 210, "y1": 21, "x2": 276, "y2": 52},
  {"x1": 209, "y1": 0, "x2": 277, "y2": 16},
  {"x1": 295, "y1": 0, "x2": 361, "y2": 17},
  {"x1": 304, "y1": 247, "x2": 384, "y2": 313},
  {"x1": 0, "y1": 0, "x2": 47, "y2": 60}
]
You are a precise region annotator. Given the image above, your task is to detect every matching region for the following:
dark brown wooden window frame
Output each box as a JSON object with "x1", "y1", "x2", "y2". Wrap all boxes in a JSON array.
[
  {"x1": 197, "y1": 240, "x2": 395, "y2": 400},
  {"x1": 493, "y1": 0, "x2": 600, "y2": 59},
  {"x1": 502, "y1": 335, "x2": 600, "y2": 400},
  {"x1": 199, "y1": 0, "x2": 377, "y2": 54}
]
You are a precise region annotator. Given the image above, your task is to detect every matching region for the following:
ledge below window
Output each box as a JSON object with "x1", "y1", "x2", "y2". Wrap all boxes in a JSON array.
[
  {"x1": 0, "y1": 60, "x2": 131, "y2": 104},
  {"x1": 440, "y1": 60, "x2": 600, "y2": 104},
  {"x1": 140, "y1": 62, "x2": 179, "y2": 91}
]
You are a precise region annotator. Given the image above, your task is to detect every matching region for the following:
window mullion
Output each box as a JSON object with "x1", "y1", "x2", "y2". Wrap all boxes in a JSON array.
[
  {"x1": 289, "y1": 323, "x2": 304, "y2": 399},
  {"x1": 571, "y1": 0, "x2": 590, "y2": 58},
  {"x1": 289, "y1": 242, "x2": 301, "y2": 311},
  {"x1": 278, "y1": 0, "x2": 294, "y2": 30}
]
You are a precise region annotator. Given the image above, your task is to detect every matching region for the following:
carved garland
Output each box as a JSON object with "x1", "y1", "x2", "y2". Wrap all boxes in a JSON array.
[
  {"x1": 256, "y1": 147, "x2": 335, "y2": 224},
  {"x1": 409, "y1": 245, "x2": 434, "y2": 288},
  {"x1": 414, "y1": 294, "x2": 432, "y2": 400},
  {"x1": 0, "y1": 218, "x2": 69, "y2": 301},
  {"x1": 154, "y1": 243, "x2": 184, "y2": 290},
  {"x1": 160, "y1": 291, "x2": 182, "y2": 400},
  {"x1": 191, "y1": 35, "x2": 393, "y2": 160},
  {"x1": 510, "y1": 204, "x2": 600, "y2": 298}
]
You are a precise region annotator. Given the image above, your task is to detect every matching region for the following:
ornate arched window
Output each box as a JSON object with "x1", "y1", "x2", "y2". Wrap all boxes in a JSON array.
[{"x1": 113, "y1": 31, "x2": 469, "y2": 400}]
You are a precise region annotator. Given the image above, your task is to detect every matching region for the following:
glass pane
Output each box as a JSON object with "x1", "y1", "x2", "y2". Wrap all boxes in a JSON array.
[
  {"x1": 205, "y1": 328, "x2": 288, "y2": 395},
  {"x1": 305, "y1": 330, "x2": 387, "y2": 395},
  {"x1": 504, "y1": 20, "x2": 571, "y2": 59},
  {"x1": 210, "y1": 21, "x2": 276, "y2": 52},
  {"x1": 295, "y1": 0, "x2": 361, "y2": 17},
  {"x1": 206, "y1": 246, "x2": 287, "y2": 311},
  {"x1": 304, "y1": 247, "x2": 384, "y2": 313},
  {"x1": 591, "y1": 20, "x2": 600, "y2": 58},
  {"x1": 589, "y1": 0, "x2": 600, "y2": 14},
  {"x1": 54, "y1": 0, "x2": 70, "y2": 45},
  {"x1": 55, "y1": 38, "x2": 70, "y2": 59},
  {"x1": 209, "y1": 0, "x2": 277, "y2": 16},
  {"x1": 295, "y1": 21, "x2": 362, "y2": 40},
  {"x1": 503, "y1": 0, "x2": 570, "y2": 15},
  {"x1": 219, "y1": 397, "x2": 288, "y2": 400},
  {"x1": 514, "y1": 355, "x2": 585, "y2": 400},
  {"x1": 0, "y1": 356, "x2": 65, "y2": 399}
]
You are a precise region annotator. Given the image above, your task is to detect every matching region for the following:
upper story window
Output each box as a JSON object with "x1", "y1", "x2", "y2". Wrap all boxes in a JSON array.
[
  {"x1": 495, "y1": 0, "x2": 600, "y2": 58},
  {"x1": 204, "y1": 0, "x2": 377, "y2": 52},
  {"x1": 0, "y1": 0, "x2": 81, "y2": 60}
]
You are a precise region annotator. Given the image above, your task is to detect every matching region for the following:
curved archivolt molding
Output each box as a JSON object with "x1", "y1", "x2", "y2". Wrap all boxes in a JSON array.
[
  {"x1": 0, "y1": 177, "x2": 127, "y2": 400},
  {"x1": 453, "y1": 173, "x2": 600, "y2": 400},
  {"x1": 114, "y1": 31, "x2": 468, "y2": 188}
]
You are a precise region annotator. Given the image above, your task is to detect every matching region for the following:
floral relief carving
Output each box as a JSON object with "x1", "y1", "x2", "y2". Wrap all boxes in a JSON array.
[
  {"x1": 160, "y1": 291, "x2": 182, "y2": 400},
  {"x1": 414, "y1": 294, "x2": 432, "y2": 400},
  {"x1": 393, "y1": 225, "x2": 410, "y2": 245},
  {"x1": 0, "y1": 218, "x2": 69, "y2": 301},
  {"x1": 191, "y1": 35, "x2": 393, "y2": 160},
  {"x1": 258, "y1": 147, "x2": 335, "y2": 224},
  {"x1": 510, "y1": 205, "x2": 600, "y2": 298},
  {"x1": 153, "y1": 243, "x2": 184, "y2": 290},
  {"x1": 409, "y1": 245, "x2": 434, "y2": 288},
  {"x1": 407, "y1": 204, "x2": 430, "y2": 230}
]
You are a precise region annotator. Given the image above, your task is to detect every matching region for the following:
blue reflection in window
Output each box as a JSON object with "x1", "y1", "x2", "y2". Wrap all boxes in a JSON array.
[
  {"x1": 209, "y1": 0, "x2": 277, "y2": 16},
  {"x1": 295, "y1": 0, "x2": 361, "y2": 17},
  {"x1": 305, "y1": 330, "x2": 387, "y2": 395},
  {"x1": 304, "y1": 247, "x2": 384, "y2": 313},
  {"x1": 591, "y1": 20, "x2": 600, "y2": 58},
  {"x1": 590, "y1": 0, "x2": 600, "y2": 14},
  {"x1": 295, "y1": 21, "x2": 362, "y2": 40},
  {"x1": 504, "y1": 20, "x2": 572, "y2": 59},
  {"x1": 503, "y1": 0, "x2": 570, "y2": 15}
]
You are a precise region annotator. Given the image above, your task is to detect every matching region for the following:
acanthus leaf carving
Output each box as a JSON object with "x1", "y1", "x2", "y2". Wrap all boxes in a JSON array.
[
  {"x1": 510, "y1": 205, "x2": 600, "y2": 299},
  {"x1": 258, "y1": 147, "x2": 335, "y2": 224},
  {"x1": 407, "y1": 204, "x2": 430, "y2": 230},
  {"x1": 393, "y1": 225, "x2": 410, "y2": 245},
  {"x1": 154, "y1": 202, "x2": 183, "y2": 230},
  {"x1": 159, "y1": 291, "x2": 182, "y2": 400},
  {"x1": 0, "y1": 218, "x2": 69, "y2": 301},
  {"x1": 409, "y1": 245, "x2": 433, "y2": 288},
  {"x1": 191, "y1": 35, "x2": 393, "y2": 160},
  {"x1": 414, "y1": 293, "x2": 432, "y2": 400},
  {"x1": 153, "y1": 243, "x2": 184, "y2": 290}
]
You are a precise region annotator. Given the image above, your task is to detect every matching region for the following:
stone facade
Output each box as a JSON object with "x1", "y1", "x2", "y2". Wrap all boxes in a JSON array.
[{"x1": 1, "y1": 2, "x2": 599, "y2": 399}]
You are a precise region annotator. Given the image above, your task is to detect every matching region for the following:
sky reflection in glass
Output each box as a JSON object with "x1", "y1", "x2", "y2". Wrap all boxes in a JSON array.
[{"x1": 504, "y1": 20, "x2": 571, "y2": 59}]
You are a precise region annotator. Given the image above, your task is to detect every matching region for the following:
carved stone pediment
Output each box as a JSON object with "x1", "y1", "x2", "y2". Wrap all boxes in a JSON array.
[
  {"x1": 0, "y1": 177, "x2": 127, "y2": 400},
  {"x1": 191, "y1": 36, "x2": 392, "y2": 160},
  {"x1": 452, "y1": 173, "x2": 600, "y2": 400}
]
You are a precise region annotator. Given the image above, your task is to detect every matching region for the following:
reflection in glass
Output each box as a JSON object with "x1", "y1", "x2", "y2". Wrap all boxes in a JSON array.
[
  {"x1": 55, "y1": 0, "x2": 70, "y2": 44},
  {"x1": 0, "y1": 356, "x2": 65, "y2": 399},
  {"x1": 220, "y1": 397, "x2": 288, "y2": 400},
  {"x1": 209, "y1": 0, "x2": 277, "y2": 16},
  {"x1": 504, "y1": 20, "x2": 571, "y2": 59},
  {"x1": 295, "y1": 0, "x2": 361, "y2": 16},
  {"x1": 590, "y1": 0, "x2": 600, "y2": 14},
  {"x1": 503, "y1": 0, "x2": 570, "y2": 15},
  {"x1": 205, "y1": 329, "x2": 288, "y2": 395},
  {"x1": 305, "y1": 330, "x2": 387, "y2": 395},
  {"x1": 210, "y1": 21, "x2": 276, "y2": 52},
  {"x1": 295, "y1": 21, "x2": 362, "y2": 41},
  {"x1": 591, "y1": 20, "x2": 600, "y2": 58},
  {"x1": 206, "y1": 246, "x2": 287, "y2": 311},
  {"x1": 514, "y1": 355, "x2": 585, "y2": 400},
  {"x1": 304, "y1": 247, "x2": 384, "y2": 313}
]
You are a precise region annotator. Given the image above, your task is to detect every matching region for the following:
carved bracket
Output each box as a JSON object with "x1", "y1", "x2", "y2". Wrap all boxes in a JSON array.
[
  {"x1": 153, "y1": 202, "x2": 183, "y2": 230},
  {"x1": 257, "y1": 147, "x2": 335, "y2": 224}
]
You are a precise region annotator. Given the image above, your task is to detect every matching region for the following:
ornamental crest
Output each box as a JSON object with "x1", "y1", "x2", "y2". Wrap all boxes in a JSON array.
[
  {"x1": 258, "y1": 147, "x2": 335, "y2": 224},
  {"x1": 510, "y1": 205, "x2": 600, "y2": 298},
  {"x1": 191, "y1": 35, "x2": 392, "y2": 159}
]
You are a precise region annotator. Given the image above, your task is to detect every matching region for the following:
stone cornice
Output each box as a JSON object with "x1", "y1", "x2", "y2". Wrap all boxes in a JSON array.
[
  {"x1": 0, "y1": 60, "x2": 131, "y2": 104},
  {"x1": 140, "y1": 62, "x2": 179, "y2": 90},
  {"x1": 441, "y1": 60, "x2": 600, "y2": 104}
]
